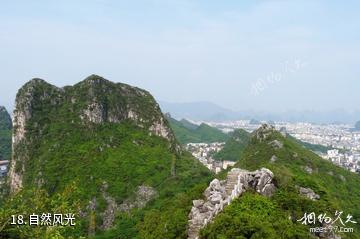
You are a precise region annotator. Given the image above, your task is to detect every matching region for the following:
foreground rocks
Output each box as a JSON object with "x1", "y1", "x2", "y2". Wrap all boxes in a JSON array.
[{"x1": 187, "y1": 168, "x2": 276, "y2": 239}]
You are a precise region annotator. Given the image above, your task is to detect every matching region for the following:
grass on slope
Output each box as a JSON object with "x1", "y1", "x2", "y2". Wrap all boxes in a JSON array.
[
  {"x1": 202, "y1": 128, "x2": 360, "y2": 239},
  {"x1": 1, "y1": 120, "x2": 213, "y2": 238},
  {"x1": 168, "y1": 117, "x2": 229, "y2": 144},
  {"x1": 288, "y1": 135, "x2": 333, "y2": 154},
  {"x1": 213, "y1": 129, "x2": 250, "y2": 161}
]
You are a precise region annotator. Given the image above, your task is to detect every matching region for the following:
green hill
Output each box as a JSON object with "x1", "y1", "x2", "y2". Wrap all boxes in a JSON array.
[
  {"x1": 179, "y1": 118, "x2": 198, "y2": 130},
  {"x1": 287, "y1": 134, "x2": 333, "y2": 154},
  {"x1": 201, "y1": 124, "x2": 360, "y2": 239},
  {"x1": 213, "y1": 128, "x2": 250, "y2": 161},
  {"x1": 0, "y1": 106, "x2": 12, "y2": 161},
  {"x1": 1, "y1": 76, "x2": 212, "y2": 238},
  {"x1": 167, "y1": 116, "x2": 229, "y2": 144}
]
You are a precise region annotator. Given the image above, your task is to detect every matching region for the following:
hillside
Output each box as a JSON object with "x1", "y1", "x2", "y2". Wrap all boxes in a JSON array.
[
  {"x1": 0, "y1": 106, "x2": 12, "y2": 161},
  {"x1": 213, "y1": 128, "x2": 250, "y2": 161},
  {"x1": 0, "y1": 75, "x2": 212, "y2": 238},
  {"x1": 167, "y1": 116, "x2": 229, "y2": 144},
  {"x1": 287, "y1": 134, "x2": 333, "y2": 154},
  {"x1": 201, "y1": 125, "x2": 360, "y2": 238}
]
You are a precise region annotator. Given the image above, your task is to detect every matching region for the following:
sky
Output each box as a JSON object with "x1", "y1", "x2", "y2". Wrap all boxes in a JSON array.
[{"x1": 0, "y1": 0, "x2": 360, "y2": 113}]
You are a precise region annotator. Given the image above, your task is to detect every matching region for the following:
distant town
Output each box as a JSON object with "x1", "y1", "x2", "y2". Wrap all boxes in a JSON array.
[
  {"x1": 185, "y1": 142, "x2": 236, "y2": 174},
  {"x1": 188, "y1": 120, "x2": 360, "y2": 174}
]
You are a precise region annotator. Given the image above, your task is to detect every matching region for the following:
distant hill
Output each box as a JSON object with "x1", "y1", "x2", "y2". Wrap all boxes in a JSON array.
[
  {"x1": 160, "y1": 101, "x2": 360, "y2": 124},
  {"x1": 166, "y1": 116, "x2": 229, "y2": 144},
  {"x1": 179, "y1": 118, "x2": 198, "y2": 130},
  {"x1": 201, "y1": 125, "x2": 360, "y2": 238},
  {"x1": 288, "y1": 135, "x2": 333, "y2": 154},
  {"x1": 213, "y1": 129, "x2": 250, "y2": 161},
  {"x1": 0, "y1": 106, "x2": 12, "y2": 161},
  {"x1": 160, "y1": 101, "x2": 238, "y2": 121}
]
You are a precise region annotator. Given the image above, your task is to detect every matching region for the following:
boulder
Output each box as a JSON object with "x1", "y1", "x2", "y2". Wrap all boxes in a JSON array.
[
  {"x1": 270, "y1": 155, "x2": 277, "y2": 162},
  {"x1": 298, "y1": 187, "x2": 320, "y2": 200},
  {"x1": 269, "y1": 139, "x2": 283, "y2": 149},
  {"x1": 187, "y1": 167, "x2": 276, "y2": 239}
]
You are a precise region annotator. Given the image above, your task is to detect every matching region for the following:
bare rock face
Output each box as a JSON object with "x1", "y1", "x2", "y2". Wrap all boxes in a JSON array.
[
  {"x1": 270, "y1": 155, "x2": 278, "y2": 162},
  {"x1": 268, "y1": 139, "x2": 283, "y2": 149},
  {"x1": 253, "y1": 124, "x2": 276, "y2": 142},
  {"x1": 318, "y1": 223, "x2": 342, "y2": 239},
  {"x1": 119, "y1": 185, "x2": 158, "y2": 213},
  {"x1": 303, "y1": 165, "x2": 313, "y2": 174},
  {"x1": 9, "y1": 79, "x2": 63, "y2": 193},
  {"x1": 77, "y1": 76, "x2": 175, "y2": 142},
  {"x1": 8, "y1": 75, "x2": 178, "y2": 194},
  {"x1": 187, "y1": 168, "x2": 276, "y2": 239},
  {"x1": 298, "y1": 186, "x2": 320, "y2": 201}
]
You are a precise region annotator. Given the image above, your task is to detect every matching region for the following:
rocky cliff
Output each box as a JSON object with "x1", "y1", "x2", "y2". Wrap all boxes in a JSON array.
[
  {"x1": 8, "y1": 75, "x2": 178, "y2": 193},
  {"x1": 2, "y1": 75, "x2": 212, "y2": 238}
]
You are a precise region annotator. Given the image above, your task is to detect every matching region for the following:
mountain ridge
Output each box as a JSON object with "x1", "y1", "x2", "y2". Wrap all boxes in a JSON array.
[
  {"x1": 2, "y1": 75, "x2": 212, "y2": 238},
  {"x1": 201, "y1": 124, "x2": 360, "y2": 238},
  {"x1": 160, "y1": 101, "x2": 360, "y2": 124}
]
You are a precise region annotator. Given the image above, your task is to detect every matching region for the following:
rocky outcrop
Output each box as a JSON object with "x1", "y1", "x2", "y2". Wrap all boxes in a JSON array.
[
  {"x1": 188, "y1": 168, "x2": 276, "y2": 239},
  {"x1": 252, "y1": 124, "x2": 276, "y2": 142},
  {"x1": 8, "y1": 75, "x2": 178, "y2": 194},
  {"x1": 77, "y1": 76, "x2": 175, "y2": 142},
  {"x1": 119, "y1": 185, "x2": 158, "y2": 212},
  {"x1": 318, "y1": 223, "x2": 342, "y2": 239},
  {"x1": 270, "y1": 155, "x2": 278, "y2": 162},
  {"x1": 303, "y1": 165, "x2": 313, "y2": 174},
  {"x1": 298, "y1": 186, "x2": 320, "y2": 200},
  {"x1": 268, "y1": 139, "x2": 283, "y2": 149}
]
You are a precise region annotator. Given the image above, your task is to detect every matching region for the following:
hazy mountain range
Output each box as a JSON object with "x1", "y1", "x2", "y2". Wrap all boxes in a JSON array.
[{"x1": 160, "y1": 101, "x2": 360, "y2": 124}]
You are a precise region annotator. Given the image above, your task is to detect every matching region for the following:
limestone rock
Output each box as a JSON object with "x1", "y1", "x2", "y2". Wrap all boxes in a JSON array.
[
  {"x1": 253, "y1": 124, "x2": 276, "y2": 142},
  {"x1": 298, "y1": 186, "x2": 320, "y2": 201},
  {"x1": 303, "y1": 165, "x2": 313, "y2": 174},
  {"x1": 269, "y1": 139, "x2": 283, "y2": 149},
  {"x1": 8, "y1": 75, "x2": 179, "y2": 194},
  {"x1": 270, "y1": 155, "x2": 277, "y2": 162},
  {"x1": 119, "y1": 185, "x2": 158, "y2": 212},
  {"x1": 187, "y1": 167, "x2": 276, "y2": 239}
]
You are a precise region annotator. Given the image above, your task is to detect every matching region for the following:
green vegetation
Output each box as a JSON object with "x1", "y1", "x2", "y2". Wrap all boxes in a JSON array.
[
  {"x1": 167, "y1": 116, "x2": 229, "y2": 144},
  {"x1": 0, "y1": 76, "x2": 213, "y2": 238},
  {"x1": 200, "y1": 192, "x2": 309, "y2": 239},
  {"x1": 213, "y1": 129, "x2": 250, "y2": 161},
  {"x1": 179, "y1": 119, "x2": 198, "y2": 130},
  {"x1": 0, "y1": 106, "x2": 12, "y2": 161},
  {"x1": 4, "y1": 76, "x2": 360, "y2": 238},
  {"x1": 288, "y1": 135, "x2": 333, "y2": 154},
  {"x1": 202, "y1": 126, "x2": 360, "y2": 238}
]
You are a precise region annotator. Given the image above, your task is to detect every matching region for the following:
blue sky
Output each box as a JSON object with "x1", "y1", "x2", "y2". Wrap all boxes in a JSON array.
[{"x1": 1, "y1": 0, "x2": 360, "y2": 112}]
